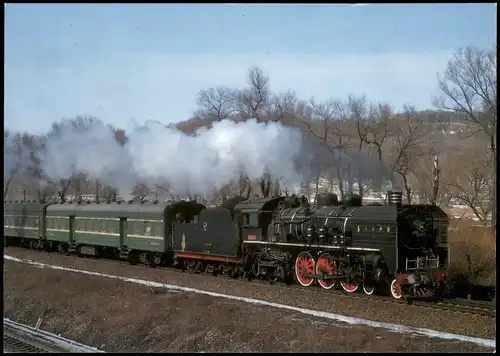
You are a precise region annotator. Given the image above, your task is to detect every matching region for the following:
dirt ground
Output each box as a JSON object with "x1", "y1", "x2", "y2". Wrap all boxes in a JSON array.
[
  {"x1": 3, "y1": 260, "x2": 496, "y2": 353},
  {"x1": 4, "y1": 247, "x2": 496, "y2": 341}
]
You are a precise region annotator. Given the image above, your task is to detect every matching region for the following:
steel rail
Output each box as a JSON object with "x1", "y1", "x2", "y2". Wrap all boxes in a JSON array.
[{"x1": 3, "y1": 318, "x2": 105, "y2": 353}]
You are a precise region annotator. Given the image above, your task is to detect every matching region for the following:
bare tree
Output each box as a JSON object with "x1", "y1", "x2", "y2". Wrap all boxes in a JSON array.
[
  {"x1": 259, "y1": 171, "x2": 273, "y2": 198},
  {"x1": 132, "y1": 182, "x2": 151, "y2": 202},
  {"x1": 237, "y1": 173, "x2": 252, "y2": 199},
  {"x1": 389, "y1": 106, "x2": 431, "y2": 203},
  {"x1": 230, "y1": 66, "x2": 278, "y2": 196},
  {"x1": 353, "y1": 97, "x2": 391, "y2": 163},
  {"x1": 94, "y1": 180, "x2": 101, "y2": 201},
  {"x1": 196, "y1": 87, "x2": 236, "y2": 122},
  {"x1": 302, "y1": 98, "x2": 348, "y2": 198},
  {"x1": 413, "y1": 155, "x2": 442, "y2": 205},
  {"x1": 48, "y1": 178, "x2": 71, "y2": 202},
  {"x1": 4, "y1": 130, "x2": 24, "y2": 199},
  {"x1": 153, "y1": 183, "x2": 177, "y2": 201},
  {"x1": 70, "y1": 173, "x2": 88, "y2": 201},
  {"x1": 267, "y1": 90, "x2": 299, "y2": 123},
  {"x1": 411, "y1": 155, "x2": 450, "y2": 206},
  {"x1": 48, "y1": 116, "x2": 102, "y2": 138},
  {"x1": 41, "y1": 116, "x2": 105, "y2": 202},
  {"x1": 102, "y1": 186, "x2": 118, "y2": 202},
  {"x1": 36, "y1": 185, "x2": 54, "y2": 203},
  {"x1": 237, "y1": 66, "x2": 271, "y2": 122},
  {"x1": 449, "y1": 163, "x2": 493, "y2": 225},
  {"x1": 112, "y1": 127, "x2": 128, "y2": 146},
  {"x1": 272, "y1": 177, "x2": 281, "y2": 197},
  {"x1": 21, "y1": 135, "x2": 54, "y2": 202},
  {"x1": 431, "y1": 156, "x2": 440, "y2": 205},
  {"x1": 348, "y1": 96, "x2": 392, "y2": 196},
  {"x1": 4, "y1": 131, "x2": 46, "y2": 200},
  {"x1": 434, "y1": 45, "x2": 497, "y2": 226}
]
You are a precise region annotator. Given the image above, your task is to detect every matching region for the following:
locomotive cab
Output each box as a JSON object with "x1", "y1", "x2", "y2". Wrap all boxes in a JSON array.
[{"x1": 234, "y1": 196, "x2": 285, "y2": 242}]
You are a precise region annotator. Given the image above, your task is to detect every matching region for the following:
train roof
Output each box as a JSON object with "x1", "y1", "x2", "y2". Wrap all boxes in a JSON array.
[
  {"x1": 45, "y1": 200, "x2": 205, "y2": 219},
  {"x1": 234, "y1": 196, "x2": 285, "y2": 213},
  {"x1": 4, "y1": 202, "x2": 49, "y2": 214},
  {"x1": 218, "y1": 196, "x2": 247, "y2": 211}
]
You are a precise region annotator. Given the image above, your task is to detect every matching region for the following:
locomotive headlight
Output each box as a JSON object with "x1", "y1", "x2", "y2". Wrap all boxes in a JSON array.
[{"x1": 418, "y1": 224, "x2": 426, "y2": 233}]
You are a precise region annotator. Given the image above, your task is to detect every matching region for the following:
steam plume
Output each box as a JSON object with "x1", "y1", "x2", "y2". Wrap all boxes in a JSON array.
[{"x1": 39, "y1": 119, "x2": 304, "y2": 197}]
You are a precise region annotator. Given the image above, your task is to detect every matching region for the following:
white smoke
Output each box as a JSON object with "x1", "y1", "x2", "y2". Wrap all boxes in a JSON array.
[
  {"x1": 39, "y1": 119, "x2": 304, "y2": 197},
  {"x1": 384, "y1": 178, "x2": 393, "y2": 192}
]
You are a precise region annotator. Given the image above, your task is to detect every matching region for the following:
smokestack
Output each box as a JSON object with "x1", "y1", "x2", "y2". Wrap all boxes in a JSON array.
[{"x1": 387, "y1": 191, "x2": 403, "y2": 207}]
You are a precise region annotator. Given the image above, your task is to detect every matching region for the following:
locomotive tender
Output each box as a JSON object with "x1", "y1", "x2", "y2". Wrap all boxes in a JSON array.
[{"x1": 4, "y1": 191, "x2": 450, "y2": 299}]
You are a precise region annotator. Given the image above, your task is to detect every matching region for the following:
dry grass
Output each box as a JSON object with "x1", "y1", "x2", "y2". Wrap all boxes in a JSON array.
[
  {"x1": 448, "y1": 219, "x2": 496, "y2": 288},
  {"x1": 3, "y1": 261, "x2": 495, "y2": 353},
  {"x1": 5, "y1": 246, "x2": 497, "y2": 340}
]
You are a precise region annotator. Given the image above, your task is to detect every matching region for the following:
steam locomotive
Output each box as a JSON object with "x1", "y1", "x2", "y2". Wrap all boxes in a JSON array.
[
  {"x1": 173, "y1": 191, "x2": 450, "y2": 299},
  {"x1": 4, "y1": 191, "x2": 450, "y2": 300}
]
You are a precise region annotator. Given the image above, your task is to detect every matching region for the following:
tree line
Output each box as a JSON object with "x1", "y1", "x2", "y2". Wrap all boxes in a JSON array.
[{"x1": 4, "y1": 45, "x2": 496, "y2": 227}]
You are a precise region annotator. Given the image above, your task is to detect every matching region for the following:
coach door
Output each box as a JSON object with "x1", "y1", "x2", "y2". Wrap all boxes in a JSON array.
[{"x1": 69, "y1": 216, "x2": 75, "y2": 246}]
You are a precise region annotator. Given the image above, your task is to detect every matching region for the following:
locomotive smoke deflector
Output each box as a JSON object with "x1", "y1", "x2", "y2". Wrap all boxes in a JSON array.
[{"x1": 387, "y1": 191, "x2": 403, "y2": 207}]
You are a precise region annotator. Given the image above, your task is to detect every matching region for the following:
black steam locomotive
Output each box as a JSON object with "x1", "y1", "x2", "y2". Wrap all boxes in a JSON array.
[{"x1": 173, "y1": 191, "x2": 450, "y2": 299}]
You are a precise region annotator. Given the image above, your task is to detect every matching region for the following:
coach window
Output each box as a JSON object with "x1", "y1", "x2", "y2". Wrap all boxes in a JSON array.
[
  {"x1": 75, "y1": 218, "x2": 84, "y2": 231},
  {"x1": 97, "y1": 219, "x2": 105, "y2": 232},
  {"x1": 153, "y1": 220, "x2": 162, "y2": 236},
  {"x1": 93, "y1": 219, "x2": 98, "y2": 232},
  {"x1": 144, "y1": 222, "x2": 152, "y2": 236},
  {"x1": 89, "y1": 219, "x2": 96, "y2": 232},
  {"x1": 109, "y1": 219, "x2": 119, "y2": 234},
  {"x1": 242, "y1": 214, "x2": 249, "y2": 226},
  {"x1": 86, "y1": 218, "x2": 94, "y2": 232},
  {"x1": 97, "y1": 219, "x2": 103, "y2": 232},
  {"x1": 101, "y1": 219, "x2": 107, "y2": 233},
  {"x1": 135, "y1": 221, "x2": 145, "y2": 235}
]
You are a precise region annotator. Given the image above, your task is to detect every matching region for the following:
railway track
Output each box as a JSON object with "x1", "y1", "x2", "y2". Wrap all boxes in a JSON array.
[
  {"x1": 428, "y1": 299, "x2": 496, "y2": 317},
  {"x1": 5, "y1": 247, "x2": 497, "y2": 318},
  {"x1": 3, "y1": 318, "x2": 104, "y2": 353}
]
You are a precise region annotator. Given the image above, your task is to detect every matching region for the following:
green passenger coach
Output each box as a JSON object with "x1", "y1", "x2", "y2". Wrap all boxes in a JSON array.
[
  {"x1": 5, "y1": 200, "x2": 205, "y2": 266},
  {"x1": 4, "y1": 202, "x2": 48, "y2": 247}
]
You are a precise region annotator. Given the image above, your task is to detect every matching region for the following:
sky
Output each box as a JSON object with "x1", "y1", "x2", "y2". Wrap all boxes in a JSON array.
[{"x1": 4, "y1": 3, "x2": 497, "y2": 134}]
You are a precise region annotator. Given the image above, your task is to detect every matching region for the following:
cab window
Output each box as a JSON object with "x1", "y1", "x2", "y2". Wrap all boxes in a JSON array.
[{"x1": 249, "y1": 213, "x2": 259, "y2": 227}]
